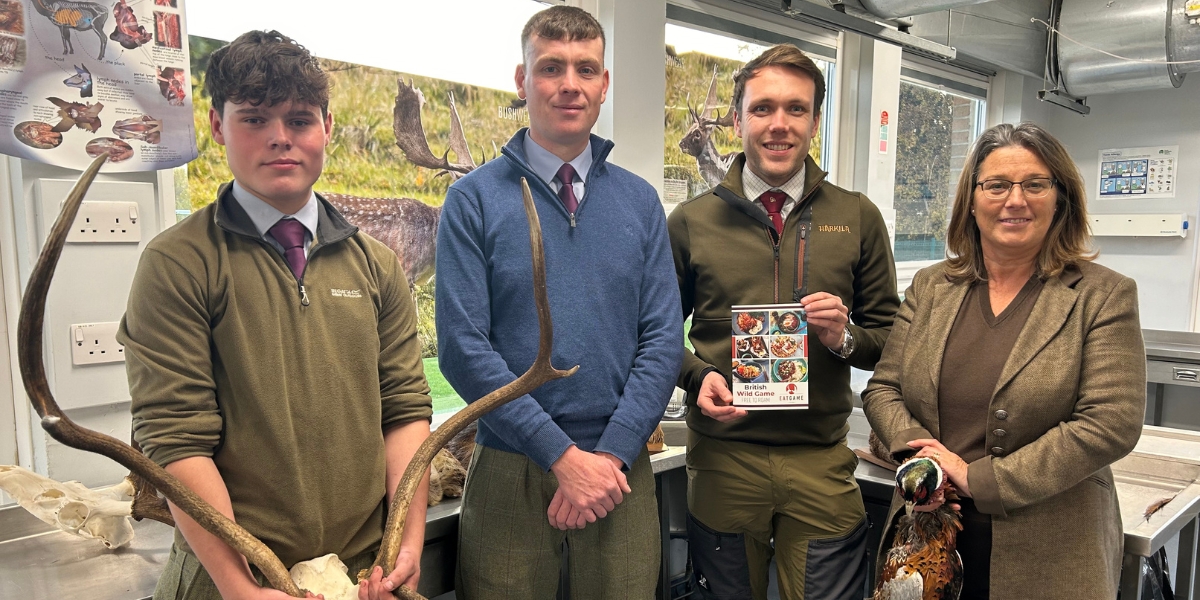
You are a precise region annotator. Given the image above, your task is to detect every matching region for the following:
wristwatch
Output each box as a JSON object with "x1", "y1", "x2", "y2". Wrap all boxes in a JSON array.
[{"x1": 832, "y1": 327, "x2": 854, "y2": 359}]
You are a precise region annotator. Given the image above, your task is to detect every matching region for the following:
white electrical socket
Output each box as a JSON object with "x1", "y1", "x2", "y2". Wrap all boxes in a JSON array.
[
  {"x1": 70, "y1": 322, "x2": 125, "y2": 365},
  {"x1": 65, "y1": 201, "x2": 142, "y2": 243}
]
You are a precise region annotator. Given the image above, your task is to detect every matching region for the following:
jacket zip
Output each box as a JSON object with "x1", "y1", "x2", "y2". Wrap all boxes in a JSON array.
[
  {"x1": 793, "y1": 223, "x2": 808, "y2": 302},
  {"x1": 789, "y1": 185, "x2": 820, "y2": 302},
  {"x1": 251, "y1": 237, "x2": 317, "y2": 307},
  {"x1": 501, "y1": 142, "x2": 607, "y2": 230},
  {"x1": 764, "y1": 184, "x2": 820, "y2": 304},
  {"x1": 771, "y1": 236, "x2": 780, "y2": 303}
]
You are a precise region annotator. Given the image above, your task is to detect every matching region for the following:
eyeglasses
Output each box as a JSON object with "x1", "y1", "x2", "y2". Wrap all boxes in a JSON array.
[{"x1": 975, "y1": 178, "x2": 1057, "y2": 200}]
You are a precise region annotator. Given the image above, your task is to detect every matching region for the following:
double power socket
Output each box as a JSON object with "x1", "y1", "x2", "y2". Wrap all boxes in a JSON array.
[
  {"x1": 70, "y1": 322, "x2": 124, "y2": 366},
  {"x1": 63, "y1": 201, "x2": 140, "y2": 365},
  {"x1": 66, "y1": 200, "x2": 141, "y2": 243}
]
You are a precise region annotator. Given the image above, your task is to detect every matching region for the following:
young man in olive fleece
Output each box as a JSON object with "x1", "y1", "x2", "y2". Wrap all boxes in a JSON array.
[
  {"x1": 118, "y1": 31, "x2": 432, "y2": 600},
  {"x1": 668, "y1": 44, "x2": 899, "y2": 600}
]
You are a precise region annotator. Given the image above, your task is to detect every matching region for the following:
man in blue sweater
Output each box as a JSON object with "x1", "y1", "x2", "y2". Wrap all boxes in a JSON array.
[{"x1": 436, "y1": 5, "x2": 682, "y2": 599}]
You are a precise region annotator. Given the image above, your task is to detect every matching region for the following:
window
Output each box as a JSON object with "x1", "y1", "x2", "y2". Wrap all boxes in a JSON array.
[
  {"x1": 892, "y1": 61, "x2": 987, "y2": 265},
  {"x1": 663, "y1": 7, "x2": 837, "y2": 203}
]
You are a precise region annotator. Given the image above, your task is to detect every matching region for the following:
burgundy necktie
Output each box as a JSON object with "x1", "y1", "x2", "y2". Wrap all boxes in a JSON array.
[
  {"x1": 557, "y1": 163, "x2": 579, "y2": 214},
  {"x1": 268, "y1": 218, "x2": 307, "y2": 280},
  {"x1": 759, "y1": 190, "x2": 787, "y2": 233}
]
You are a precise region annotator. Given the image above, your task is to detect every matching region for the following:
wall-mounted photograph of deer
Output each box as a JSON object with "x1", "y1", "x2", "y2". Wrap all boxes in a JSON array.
[
  {"x1": 18, "y1": 155, "x2": 575, "y2": 599},
  {"x1": 678, "y1": 66, "x2": 736, "y2": 190},
  {"x1": 186, "y1": 36, "x2": 522, "y2": 387},
  {"x1": 322, "y1": 79, "x2": 487, "y2": 290}
]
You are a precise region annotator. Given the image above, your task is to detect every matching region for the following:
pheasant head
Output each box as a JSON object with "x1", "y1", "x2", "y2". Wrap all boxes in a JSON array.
[{"x1": 897, "y1": 456, "x2": 943, "y2": 517}]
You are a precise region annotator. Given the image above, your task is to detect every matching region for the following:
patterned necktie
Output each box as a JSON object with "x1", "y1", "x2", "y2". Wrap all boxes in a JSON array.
[
  {"x1": 759, "y1": 190, "x2": 787, "y2": 233},
  {"x1": 556, "y1": 163, "x2": 579, "y2": 214},
  {"x1": 268, "y1": 218, "x2": 307, "y2": 280}
]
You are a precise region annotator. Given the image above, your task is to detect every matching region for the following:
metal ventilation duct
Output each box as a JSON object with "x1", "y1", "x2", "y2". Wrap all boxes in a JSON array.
[
  {"x1": 1059, "y1": 0, "x2": 1200, "y2": 96},
  {"x1": 853, "y1": 0, "x2": 995, "y2": 19},
  {"x1": 905, "y1": 0, "x2": 1052, "y2": 78}
]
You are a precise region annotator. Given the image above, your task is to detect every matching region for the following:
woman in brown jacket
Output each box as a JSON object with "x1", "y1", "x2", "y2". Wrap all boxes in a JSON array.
[{"x1": 862, "y1": 122, "x2": 1145, "y2": 599}]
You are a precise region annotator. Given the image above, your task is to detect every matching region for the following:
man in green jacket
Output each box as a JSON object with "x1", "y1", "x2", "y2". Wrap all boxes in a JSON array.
[
  {"x1": 118, "y1": 31, "x2": 432, "y2": 600},
  {"x1": 668, "y1": 44, "x2": 899, "y2": 600}
]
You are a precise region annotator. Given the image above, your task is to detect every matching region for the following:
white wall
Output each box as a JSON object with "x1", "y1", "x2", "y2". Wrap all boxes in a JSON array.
[
  {"x1": 0, "y1": 159, "x2": 170, "y2": 489},
  {"x1": 1021, "y1": 75, "x2": 1199, "y2": 331}
]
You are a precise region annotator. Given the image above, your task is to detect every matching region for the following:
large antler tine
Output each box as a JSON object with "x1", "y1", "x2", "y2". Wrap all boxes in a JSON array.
[
  {"x1": 19, "y1": 154, "x2": 105, "y2": 420},
  {"x1": 702, "y1": 65, "x2": 720, "y2": 120},
  {"x1": 17, "y1": 154, "x2": 305, "y2": 597},
  {"x1": 367, "y1": 178, "x2": 577, "y2": 598},
  {"x1": 446, "y1": 91, "x2": 476, "y2": 171}
]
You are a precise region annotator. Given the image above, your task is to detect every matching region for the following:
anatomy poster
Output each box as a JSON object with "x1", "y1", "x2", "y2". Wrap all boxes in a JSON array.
[
  {"x1": 1098, "y1": 146, "x2": 1178, "y2": 199},
  {"x1": 0, "y1": 0, "x2": 195, "y2": 171}
]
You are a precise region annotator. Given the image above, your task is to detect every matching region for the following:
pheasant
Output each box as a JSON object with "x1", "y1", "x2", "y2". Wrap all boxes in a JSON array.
[{"x1": 874, "y1": 456, "x2": 964, "y2": 600}]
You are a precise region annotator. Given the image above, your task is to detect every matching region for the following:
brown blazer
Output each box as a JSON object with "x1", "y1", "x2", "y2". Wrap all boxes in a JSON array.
[{"x1": 863, "y1": 260, "x2": 1145, "y2": 600}]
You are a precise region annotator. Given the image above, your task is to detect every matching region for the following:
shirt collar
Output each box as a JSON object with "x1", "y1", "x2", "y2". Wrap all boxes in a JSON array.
[
  {"x1": 522, "y1": 131, "x2": 592, "y2": 187},
  {"x1": 231, "y1": 181, "x2": 319, "y2": 239},
  {"x1": 741, "y1": 163, "x2": 806, "y2": 204}
]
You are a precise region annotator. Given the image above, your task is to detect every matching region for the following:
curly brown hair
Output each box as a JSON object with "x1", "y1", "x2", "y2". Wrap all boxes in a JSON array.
[
  {"x1": 732, "y1": 44, "x2": 826, "y2": 118},
  {"x1": 945, "y1": 122, "x2": 1095, "y2": 282},
  {"x1": 204, "y1": 30, "x2": 329, "y2": 116}
]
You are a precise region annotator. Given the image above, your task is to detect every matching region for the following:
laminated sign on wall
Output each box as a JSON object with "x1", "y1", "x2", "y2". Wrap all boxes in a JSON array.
[
  {"x1": 0, "y1": 0, "x2": 196, "y2": 171},
  {"x1": 1097, "y1": 146, "x2": 1178, "y2": 199},
  {"x1": 731, "y1": 304, "x2": 809, "y2": 409}
]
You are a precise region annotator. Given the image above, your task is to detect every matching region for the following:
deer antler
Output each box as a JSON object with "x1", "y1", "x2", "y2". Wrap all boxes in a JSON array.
[
  {"x1": 17, "y1": 155, "x2": 306, "y2": 598},
  {"x1": 701, "y1": 66, "x2": 720, "y2": 122},
  {"x1": 446, "y1": 91, "x2": 477, "y2": 172},
  {"x1": 393, "y1": 79, "x2": 475, "y2": 178},
  {"x1": 701, "y1": 67, "x2": 735, "y2": 128},
  {"x1": 363, "y1": 177, "x2": 578, "y2": 599}
]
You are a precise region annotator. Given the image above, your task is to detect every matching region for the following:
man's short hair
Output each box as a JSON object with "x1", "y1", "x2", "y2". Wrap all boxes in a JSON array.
[
  {"x1": 204, "y1": 30, "x2": 329, "y2": 116},
  {"x1": 520, "y1": 5, "x2": 605, "y2": 60},
  {"x1": 732, "y1": 44, "x2": 826, "y2": 118}
]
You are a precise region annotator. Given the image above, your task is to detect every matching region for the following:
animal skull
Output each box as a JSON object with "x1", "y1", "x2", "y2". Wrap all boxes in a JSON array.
[
  {"x1": 290, "y1": 554, "x2": 359, "y2": 600},
  {"x1": 0, "y1": 465, "x2": 135, "y2": 548}
]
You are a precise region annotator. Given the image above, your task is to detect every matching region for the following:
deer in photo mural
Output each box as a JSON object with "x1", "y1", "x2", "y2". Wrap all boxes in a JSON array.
[
  {"x1": 679, "y1": 66, "x2": 737, "y2": 189},
  {"x1": 20, "y1": 156, "x2": 576, "y2": 599},
  {"x1": 326, "y1": 79, "x2": 484, "y2": 289},
  {"x1": 31, "y1": 0, "x2": 108, "y2": 61}
]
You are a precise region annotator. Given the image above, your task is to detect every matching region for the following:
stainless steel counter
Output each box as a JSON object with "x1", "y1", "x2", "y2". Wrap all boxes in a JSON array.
[
  {"x1": 0, "y1": 444, "x2": 689, "y2": 600},
  {"x1": 10, "y1": 414, "x2": 1200, "y2": 600},
  {"x1": 1145, "y1": 329, "x2": 1200, "y2": 364}
]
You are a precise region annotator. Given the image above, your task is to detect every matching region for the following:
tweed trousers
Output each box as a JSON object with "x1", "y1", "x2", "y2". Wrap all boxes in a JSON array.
[{"x1": 456, "y1": 445, "x2": 660, "y2": 600}]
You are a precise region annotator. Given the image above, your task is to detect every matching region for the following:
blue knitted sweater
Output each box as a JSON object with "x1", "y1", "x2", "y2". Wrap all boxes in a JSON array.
[{"x1": 436, "y1": 130, "x2": 682, "y2": 471}]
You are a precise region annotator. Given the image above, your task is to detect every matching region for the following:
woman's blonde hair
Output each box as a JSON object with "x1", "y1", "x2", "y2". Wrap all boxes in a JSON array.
[{"x1": 945, "y1": 122, "x2": 1095, "y2": 282}]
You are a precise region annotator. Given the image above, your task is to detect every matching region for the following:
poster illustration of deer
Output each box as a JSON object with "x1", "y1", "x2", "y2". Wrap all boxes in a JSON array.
[{"x1": 186, "y1": 35, "x2": 528, "y2": 411}]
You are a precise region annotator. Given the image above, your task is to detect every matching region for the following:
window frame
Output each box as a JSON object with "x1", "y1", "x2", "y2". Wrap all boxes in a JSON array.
[
  {"x1": 666, "y1": 0, "x2": 840, "y2": 178},
  {"x1": 891, "y1": 55, "x2": 989, "y2": 291}
]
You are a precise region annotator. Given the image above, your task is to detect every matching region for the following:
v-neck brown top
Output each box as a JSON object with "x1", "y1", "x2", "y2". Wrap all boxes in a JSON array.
[{"x1": 938, "y1": 276, "x2": 1044, "y2": 464}]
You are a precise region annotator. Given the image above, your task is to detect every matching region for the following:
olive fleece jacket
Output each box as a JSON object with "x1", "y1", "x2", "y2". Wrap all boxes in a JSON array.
[
  {"x1": 119, "y1": 183, "x2": 432, "y2": 567},
  {"x1": 669, "y1": 154, "x2": 899, "y2": 446}
]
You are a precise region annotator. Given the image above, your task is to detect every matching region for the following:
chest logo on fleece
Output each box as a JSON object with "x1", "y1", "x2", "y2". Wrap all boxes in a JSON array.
[
  {"x1": 817, "y1": 225, "x2": 851, "y2": 233},
  {"x1": 330, "y1": 288, "x2": 364, "y2": 298}
]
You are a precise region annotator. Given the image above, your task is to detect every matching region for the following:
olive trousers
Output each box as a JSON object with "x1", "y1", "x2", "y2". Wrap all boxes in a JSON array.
[
  {"x1": 154, "y1": 544, "x2": 377, "y2": 600},
  {"x1": 686, "y1": 430, "x2": 869, "y2": 600},
  {"x1": 455, "y1": 445, "x2": 660, "y2": 600}
]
